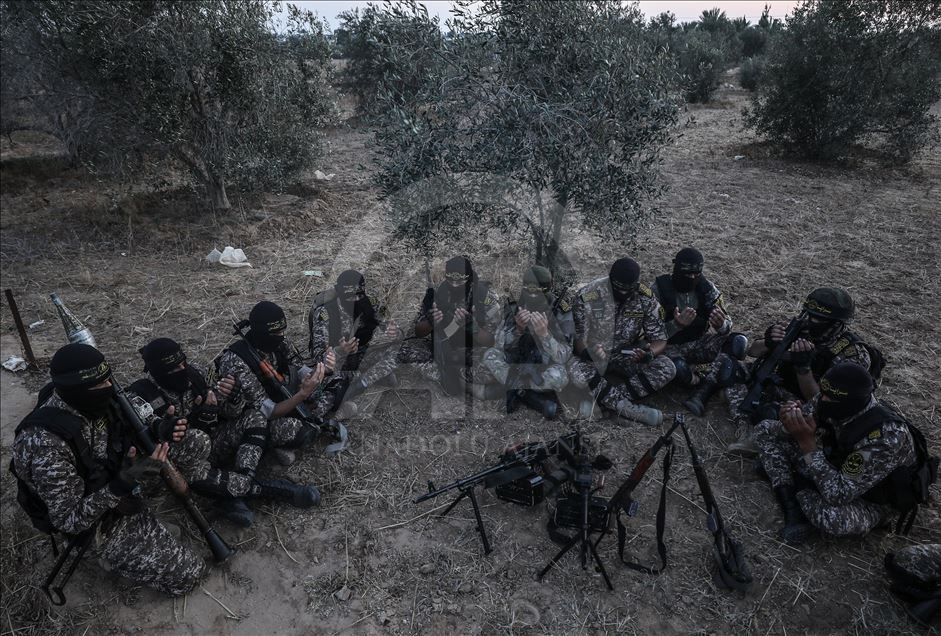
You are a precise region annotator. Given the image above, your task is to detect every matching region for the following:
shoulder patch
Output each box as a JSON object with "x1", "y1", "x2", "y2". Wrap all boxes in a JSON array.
[
  {"x1": 639, "y1": 284, "x2": 652, "y2": 297},
  {"x1": 319, "y1": 308, "x2": 329, "y2": 321},
  {"x1": 582, "y1": 290, "x2": 600, "y2": 303},
  {"x1": 830, "y1": 337, "x2": 850, "y2": 354},
  {"x1": 483, "y1": 294, "x2": 494, "y2": 306},
  {"x1": 841, "y1": 451, "x2": 865, "y2": 476},
  {"x1": 867, "y1": 429, "x2": 882, "y2": 440},
  {"x1": 841, "y1": 345, "x2": 858, "y2": 358},
  {"x1": 557, "y1": 298, "x2": 571, "y2": 313}
]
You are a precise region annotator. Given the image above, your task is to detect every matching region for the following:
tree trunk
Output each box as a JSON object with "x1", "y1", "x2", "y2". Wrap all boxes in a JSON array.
[{"x1": 208, "y1": 173, "x2": 231, "y2": 211}]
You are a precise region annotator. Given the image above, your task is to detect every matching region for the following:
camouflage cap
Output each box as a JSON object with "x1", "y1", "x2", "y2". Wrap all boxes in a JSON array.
[{"x1": 804, "y1": 287, "x2": 854, "y2": 321}]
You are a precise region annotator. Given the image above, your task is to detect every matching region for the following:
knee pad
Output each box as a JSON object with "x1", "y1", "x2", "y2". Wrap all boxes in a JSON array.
[{"x1": 723, "y1": 333, "x2": 748, "y2": 361}]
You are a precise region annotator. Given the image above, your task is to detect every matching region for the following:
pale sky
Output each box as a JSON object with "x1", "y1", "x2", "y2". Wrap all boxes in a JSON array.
[{"x1": 289, "y1": 1, "x2": 801, "y2": 28}]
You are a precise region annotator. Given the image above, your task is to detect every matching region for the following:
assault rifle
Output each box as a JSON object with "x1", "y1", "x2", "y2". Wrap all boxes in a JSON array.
[
  {"x1": 232, "y1": 321, "x2": 348, "y2": 456},
  {"x1": 414, "y1": 431, "x2": 579, "y2": 554},
  {"x1": 739, "y1": 311, "x2": 808, "y2": 416}
]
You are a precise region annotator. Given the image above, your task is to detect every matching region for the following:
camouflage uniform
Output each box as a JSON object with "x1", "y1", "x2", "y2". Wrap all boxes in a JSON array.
[
  {"x1": 567, "y1": 277, "x2": 676, "y2": 407},
  {"x1": 651, "y1": 276, "x2": 732, "y2": 367},
  {"x1": 754, "y1": 399, "x2": 917, "y2": 536},
  {"x1": 127, "y1": 363, "x2": 255, "y2": 499},
  {"x1": 716, "y1": 326, "x2": 871, "y2": 431},
  {"x1": 481, "y1": 293, "x2": 575, "y2": 391},
  {"x1": 214, "y1": 341, "x2": 325, "y2": 476},
  {"x1": 11, "y1": 393, "x2": 206, "y2": 596},
  {"x1": 307, "y1": 288, "x2": 410, "y2": 393}
]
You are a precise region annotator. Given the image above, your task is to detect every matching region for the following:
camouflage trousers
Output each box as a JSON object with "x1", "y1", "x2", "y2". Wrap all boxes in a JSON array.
[
  {"x1": 98, "y1": 509, "x2": 206, "y2": 596},
  {"x1": 481, "y1": 347, "x2": 568, "y2": 391},
  {"x1": 664, "y1": 331, "x2": 730, "y2": 366},
  {"x1": 355, "y1": 338, "x2": 496, "y2": 387},
  {"x1": 165, "y1": 425, "x2": 254, "y2": 499},
  {"x1": 568, "y1": 352, "x2": 676, "y2": 408},
  {"x1": 754, "y1": 418, "x2": 890, "y2": 536}
]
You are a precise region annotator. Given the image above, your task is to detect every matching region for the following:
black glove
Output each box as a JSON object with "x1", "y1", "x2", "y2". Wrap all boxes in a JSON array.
[
  {"x1": 151, "y1": 412, "x2": 182, "y2": 443},
  {"x1": 109, "y1": 455, "x2": 162, "y2": 497},
  {"x1": 789, "y1": 348, "x2": 814, "y2": 371},
  {"x1": 763, "y1": 324, "x2": 778, "y2": 350}
]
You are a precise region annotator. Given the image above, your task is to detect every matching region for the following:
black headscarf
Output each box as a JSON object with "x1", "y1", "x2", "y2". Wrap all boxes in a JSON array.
[{"x1": 50, "y1": 343, "x2": 114, "y2": 417}]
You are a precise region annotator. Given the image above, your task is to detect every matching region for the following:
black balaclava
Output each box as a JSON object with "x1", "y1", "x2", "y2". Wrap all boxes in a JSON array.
[
  {"x1": 816, "y1": 362, "x2": 874, "y2": 425},
  {"x1": 519, "y1": 265, "x2": 553, "y2": 312},
  {"x1": 140, "y1": 337, "x2": 189, "y2": 394},
  {"x1": 609, "y1": 258, "x2": 640, "y2": 303},
  {"x1": 335, "y1": 269, "x2": 366, "y2": 311},
  {"x1": 438, "y1": 256, "x2": 476, "y2": 315},
  {"x1": 247, "y1": 301, "x2": 287, "y2": 353},
  {"x1": 672, "y1": 247, "x2": 704, "y2": 293},
  {"x1": 50, "y1": 343, "x2": 114, "y2": 418}
]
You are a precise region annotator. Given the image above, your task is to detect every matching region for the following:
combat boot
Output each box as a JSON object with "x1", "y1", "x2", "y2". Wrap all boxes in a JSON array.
[
  {"x1": 253, "y1": 478, "x2": 321, "y2": 508},
  {"x1": 613, "y1": 399, "x2": 663, "y2": 427},
  {"x1": 684, "y1": 378, "x2": 720, "y2": 416},
  {"x1": 507, "y1": 389, "x2": 558, "y2": 419},
  {"x1": 214, "y1": 498, "x2": 255, "y2": 528},
  {"x1": 773, "y1": 485, "x2": 813, "y2": 545},
  {"x1": 726, "y1": 425, "x2": 758, "y2": 457}
]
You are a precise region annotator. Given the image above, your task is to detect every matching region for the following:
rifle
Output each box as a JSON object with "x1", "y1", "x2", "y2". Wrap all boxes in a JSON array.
[
  {"x1": 114, "y1": 380, "x2": 236, "y2": 563},
  {"x1": 679, "y1": 419, "x2": 752, "y2": 591},
  {"x1": 232, "y1": 321, "x2": 348, "y2": 456},
  {"x1": 601, "y1": 415, "x2": 683, "y2": 575},
  {"x1": 414, "y1": 431, "x2": 579, "y2": 554},
  {"x1": 738, "y1": 311, "x2": 808, "y2": 416}
]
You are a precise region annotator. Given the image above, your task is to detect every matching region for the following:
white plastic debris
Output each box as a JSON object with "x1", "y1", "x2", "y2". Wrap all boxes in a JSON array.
[
  {"x1": 734, "y1": 155, "x2": 746, "y2": 161},
  {"x1": 303, "y1": 270, "x2": 324, "y2": 277},
  {"x1": 313, "y1": 170, "x2": 335, "y2": 182},
  {"x1": 207, "y1": 246, "x2": 252, "y2": 268},
  {"x1": 2, "y1": 356, "x2": 27, "y2": 372},
  {"x1": 28, "y1": 320, "x2": 45, "y2": 330}
]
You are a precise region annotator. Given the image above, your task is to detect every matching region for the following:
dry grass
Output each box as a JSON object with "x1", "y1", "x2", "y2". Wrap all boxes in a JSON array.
[{"x1": 1, "y1": 81, "x2": 939, "y2": 635}]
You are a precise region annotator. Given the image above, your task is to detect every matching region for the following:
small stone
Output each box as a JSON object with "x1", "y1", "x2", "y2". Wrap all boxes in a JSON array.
[
  {"x1": 334, "y1": 585, "x2": 353, "y2": 602},
  {"x1": 419, "y1": 563, "x2": 436, "y2": 575}
]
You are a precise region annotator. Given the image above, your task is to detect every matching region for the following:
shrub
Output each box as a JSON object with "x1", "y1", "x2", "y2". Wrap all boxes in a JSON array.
[
  {"x1": 745, "y1": 0, "x2": 941, "y2": 162},
  {"x1": 675, "y1": 29, "x2": 730, "y2": 103},
  {"x1": 739, "y1": 56, "x2": 767, "y2": 91}
]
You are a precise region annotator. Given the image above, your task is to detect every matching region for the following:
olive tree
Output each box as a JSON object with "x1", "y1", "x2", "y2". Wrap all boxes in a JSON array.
[
  {"x1": 371, "y1": 0, "x2": 679, "y2": 279},
  {"x1": 1, "y1": 1, "x2": 333, "y2": 209}
]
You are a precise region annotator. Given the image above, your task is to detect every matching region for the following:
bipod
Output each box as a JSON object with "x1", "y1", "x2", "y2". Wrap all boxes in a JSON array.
[
  {"x1": 42, "y1": 530, "x2": 94, "y2": 606},
  {"x1": 437, "y1": 485, "x2": 492, "y2": 555}
]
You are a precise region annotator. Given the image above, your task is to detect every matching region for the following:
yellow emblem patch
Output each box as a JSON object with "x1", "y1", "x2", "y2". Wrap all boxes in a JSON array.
[
  {"x1": 558, "y1": 299, "x2": 571, "y2": 312},
  {"x1": 867, "y1": 429, "x2": 882, "y2": 440},
  {"x1": 842, "y1": 452, "x2": 865, "y2": 475},
  {"x1": 623, "y1": 311, "x2": 645, "y2": 318},
  {"x1": 841, "y1": 345, "x2": 857, "y2": 358},
  {"x1": 582, "y1": 290, "x2": 600, "y2": 302},
  {"x1": 319, "y1": 309, "x2": 329, "y2": 321},
  {"x1": 830, "y1": 337, "x2": 850, "y2": 354},
  {"x1": 639, "y1": 284, "x2": 652, "y2": 297}
]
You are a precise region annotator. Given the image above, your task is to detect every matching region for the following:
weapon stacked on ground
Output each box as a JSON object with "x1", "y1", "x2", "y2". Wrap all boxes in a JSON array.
[
  {"x1": 680, "y1": 419, "x2": 752, "y2": 591},
  {"x1": 738, "y1": 311, "x2": 808, "y2": 416},
  {"x1": 114, "y1": 380, "x2": 236, "y2": 564},
  {"x1": 232, "y1": 321, "x2": 348, "y2": 456},
  {"x1": 413, "y1": 431, "x2": 580, "y2": 554}
]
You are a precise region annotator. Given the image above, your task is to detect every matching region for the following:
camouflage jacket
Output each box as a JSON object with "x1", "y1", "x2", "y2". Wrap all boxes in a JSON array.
[
  {"x1": 11, "y1": 393, "x2": 125, "y2": 535},
  {"x1": 495, "y1": 292, "x2": 575, "y2": 365},
  {"x1": 573, "y1": 276, "x2": 667, "y2": 352},
  {"x1": 215, "y1": 340, "x2": 321, "y2": 420},
  {"x1": 308, "y1": 289, "x2": 389, "y2": 369},
  {"x1": 803, "y1": 399, "x2": 916, "y2": 506}
]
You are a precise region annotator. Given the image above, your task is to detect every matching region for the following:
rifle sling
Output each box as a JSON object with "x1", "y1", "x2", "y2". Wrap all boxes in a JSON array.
[{"x1": 615, "y1": 439, "x2": 675, "y2": 575}]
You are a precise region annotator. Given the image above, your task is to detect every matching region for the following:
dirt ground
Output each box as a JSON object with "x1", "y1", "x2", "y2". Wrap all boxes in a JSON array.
[{"x1": 1, "y1": 75, "x2": 939, "y2": 636}]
